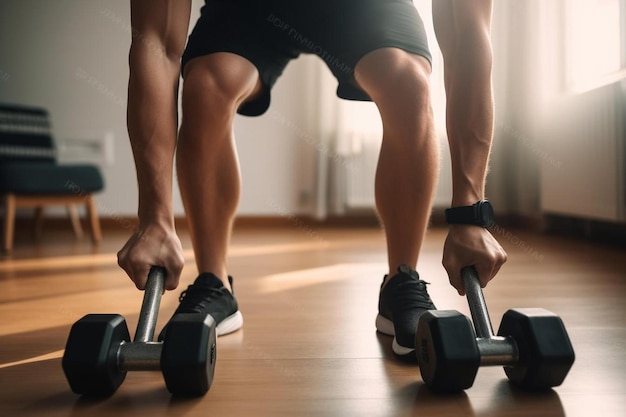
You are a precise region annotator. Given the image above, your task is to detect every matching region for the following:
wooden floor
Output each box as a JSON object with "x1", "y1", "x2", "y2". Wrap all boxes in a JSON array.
[{"x1": 0, "y1": 222, "x2": 624, "y2": 417}]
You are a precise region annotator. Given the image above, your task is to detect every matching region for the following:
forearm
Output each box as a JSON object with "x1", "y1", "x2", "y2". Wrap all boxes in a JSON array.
[
  {"x1": 434, "y1": 0, "x2": 494, "y2": 207},
  {"x1": 127, "y1": 43, "x2": 181, "y2": 225},
  {"x1": 127, "y1": 0, "x2": 191, "y2": 226},
  {"x1": 445, "y1": 33, "x2": 494, "y2": 206}
]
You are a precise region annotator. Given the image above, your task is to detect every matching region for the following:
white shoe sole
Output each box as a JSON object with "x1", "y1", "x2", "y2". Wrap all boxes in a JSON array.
[
  {"x1": 375, "y1": 314, "x2": 415, "y2": 357},
  {"x1": 216, "y1": 310, "x2": 243, "y2": 336}
]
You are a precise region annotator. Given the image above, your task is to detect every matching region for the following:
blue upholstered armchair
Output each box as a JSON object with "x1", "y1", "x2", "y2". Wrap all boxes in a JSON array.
[{"x1": 0, "y1": 104, "x2": 104, "y2": 251}]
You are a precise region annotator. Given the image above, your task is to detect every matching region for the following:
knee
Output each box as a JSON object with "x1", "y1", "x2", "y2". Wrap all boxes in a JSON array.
[
  {"x1": 356, "y1": 49, "x2": 432, "y2": 110},
  {"x1": 181, "y1": 54, "x2": 260, "y2": 119},
  {"x1": 182, "y1": 70, "x2": 241, "y2": 118}
]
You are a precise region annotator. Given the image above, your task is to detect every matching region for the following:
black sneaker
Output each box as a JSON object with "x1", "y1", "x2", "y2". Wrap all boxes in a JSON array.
[
  {"x1": 159, "y1": 272, "x2": 243, "y2": 340},
  {"x1": 376, "y1": 265, "x2": 436, "y2": 359}
]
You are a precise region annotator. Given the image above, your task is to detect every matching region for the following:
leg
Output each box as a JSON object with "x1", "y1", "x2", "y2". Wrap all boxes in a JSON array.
[
  {"x1": 355, "y1": 48, "x2": 439, "y2": 282},
  {"x1": 3, "y1": 194, "x2": 16, "y2": 252},
  {"x1": 67, "y1": 204, "x2": 84, "y2": 240},
  {"x1": 85, "y1": 195, "x2": 102, "y2": 243},
  {"x1": 355, "y1": 48, "x2": 439, "y2": 357},
  {"x1": 177, "y1": 52, "x2": 262, "y2": 291},
  {"x1": 33, "y1": 206, "x2": 44, "y2": 240}
]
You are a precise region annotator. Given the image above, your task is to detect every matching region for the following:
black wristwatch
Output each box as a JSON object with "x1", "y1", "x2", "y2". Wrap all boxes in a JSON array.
[{"x1": 445, "y1": 200, "x2": 495, "y2": 228}]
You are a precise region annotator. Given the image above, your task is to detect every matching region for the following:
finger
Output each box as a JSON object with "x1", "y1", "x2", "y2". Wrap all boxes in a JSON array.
[
  {"x1": 500, "y1": 248, "x2": 509, "y2": 265},
  {"x1": 117, "y1": 247, "x2": 128, "y2": 270},
  {"x1": 164, "y1": 272, "x2": 178, "y2": 291},
  {"x1": 474, "y1": 264, "x2": 495, "y2": 288},
  {"x1": 444, "y1": 262, "x2": 465, "y2": 296},
  {"x1": 163, "y1": 258, "x2": 183, "y2": 291},
  {"x1": 454, "y1": 279, "x2": 465, "y2": 296},
  {"x1": 484, "y1": 252, "x2": 507, "y2": 286},
  {"x1": 117, "y1": 250, "x2": 137, "y2": 285},
  {"x1": 132, "y1": 264, "x2": 151, "y2": 290},
  {"x1": 491, "y1": 262, "x2": 504, "y2": 282}
]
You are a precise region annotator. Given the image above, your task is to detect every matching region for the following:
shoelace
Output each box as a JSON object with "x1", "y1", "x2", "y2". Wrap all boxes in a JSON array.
[
  {"x1": 394, "y1": 279, "x2": 436, "y2": 310},
  {"x1": 177, "y1": 285, "x2": 225, "y2": 314}
]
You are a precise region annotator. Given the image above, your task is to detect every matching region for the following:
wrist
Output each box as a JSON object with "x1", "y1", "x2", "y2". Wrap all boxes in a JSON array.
[
  {"x1": 451, "y1": 183, "x2": 484, "y2": 207},
  {"x1": 445, "y1": 199, "x2": 495, "y2": 228},
  {"x1": 137, "y1": 207, "x2": 175, "y2": 229},
  {"x1": 451, "y1": 194, "x2": 484, "y2": 207}
]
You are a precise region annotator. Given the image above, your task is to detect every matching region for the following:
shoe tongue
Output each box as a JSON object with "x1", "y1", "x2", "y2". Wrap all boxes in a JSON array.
[
  {"x1": 383, "y1": 265, "x2": 423, "y2": 294},
  {"x1": 193, "y1": 272, "x2": 225, "y2": 289},
  {"x1": 397, "y1": 264, "x2": 420, "y2": 280}
]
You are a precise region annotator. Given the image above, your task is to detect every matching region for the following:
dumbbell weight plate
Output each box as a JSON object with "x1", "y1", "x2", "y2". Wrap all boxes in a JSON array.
[
  {"x1": 62, "y1": 314, "x2": 130, "y2": 396},
  {"x1": 497, "y1": 308, "x2": 575, "y2": 390},
  {"x1": 161, "y1": 313, "x2": 217, "y2": 397},
  {"x1": 416, "y1": 310, "x2": 481, "y2": 392}
]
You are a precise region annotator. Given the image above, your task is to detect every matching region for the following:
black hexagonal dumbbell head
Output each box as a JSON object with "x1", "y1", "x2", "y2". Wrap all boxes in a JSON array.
[
  {"x1": 497, "y1": 308, "x2": 575, "y2": 391},
  {"x1": 416, "y1": 310, "x2": 481, "y2": 392},
  {"x1": 62, "y1": 314, "x2": 130, "y2": 396},
  {"x1": 161, "y1": 313, "x2": 217, "y2": 397}
]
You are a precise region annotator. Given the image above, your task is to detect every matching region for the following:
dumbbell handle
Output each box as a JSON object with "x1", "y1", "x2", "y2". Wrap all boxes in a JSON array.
[
  {"x1": 134, "y1": 266, "x2": 166, "y2": 343},
  {"x1": 462, "y1": 266, "x2": 494, "y2": 339},
  {"x1": 118, "y1": 342, "x2": 162, "y2": 371},
  {"x1": 462, "y1": 266, "x2": 518, "y2": 366},
  {"x1": 114, "y1": 266, "x2": 165, "y2": 371}
]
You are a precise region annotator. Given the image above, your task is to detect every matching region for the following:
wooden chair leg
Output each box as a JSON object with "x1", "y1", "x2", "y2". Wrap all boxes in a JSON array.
[
  {"x1": 67, "y1": 204, "x2": 84, "y2": 239},
  {"x1": 85, "y1": 195, "x2": 101, "y2": 243},
  {"x1": 4, "y1": 194, "x2": 16, "y2": 252},
  {"x1": 33, "y1": 206, "x2": 45, "y2": 240}
]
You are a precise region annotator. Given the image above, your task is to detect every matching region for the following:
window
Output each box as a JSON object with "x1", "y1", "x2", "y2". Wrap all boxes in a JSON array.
[{"x1": 565, "y1": 0, "x2": 626, "y2": 91}]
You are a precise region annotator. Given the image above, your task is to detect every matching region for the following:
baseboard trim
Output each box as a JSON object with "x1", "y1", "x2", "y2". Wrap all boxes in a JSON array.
[
  {"x1": 7, "y1": 210, "x2": 625, "y2": 246},
  {"x1": 8, "y1": 213, "x2": 383, "y2": 234},
  {"x1": 15, "y1": 208, "x2": 624, "y2": 235},
  {"x1": 8, "y1": 209, "x2": 548, "y2": 233}
]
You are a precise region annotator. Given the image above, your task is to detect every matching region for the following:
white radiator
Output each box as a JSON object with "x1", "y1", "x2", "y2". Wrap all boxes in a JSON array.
[
  {"x1": 56, "y1": 132, "x2": 115, "y2": 166},
  {"x1": 540, "y1": 82, "x2": 625, "y2": 222},
  {"x1": 334, "y1": 130, "x2": 452, "y2": 213},
  {"x1": 344, "y1": 130, "x2": 379, "y2": 210}
]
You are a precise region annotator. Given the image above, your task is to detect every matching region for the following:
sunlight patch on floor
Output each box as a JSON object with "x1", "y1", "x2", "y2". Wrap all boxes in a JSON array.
[
  {"x1": 258, "y1": 263, "x2": 385, "y2": 294},
  {"x1": 0, "y1": 241, "x2": 337, "y2": 273},
  {"x1": 0, "y1": 350, "x2": 64, "y2": 370}
]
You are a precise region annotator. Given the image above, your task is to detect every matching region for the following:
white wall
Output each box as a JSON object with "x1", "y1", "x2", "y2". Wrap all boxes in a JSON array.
[
  {"x1": 0, "y1": 0, "x2": 318, "y2": 218},
  {"x1": 6, "y1": 1, "x2": 608, "y2": 222}
]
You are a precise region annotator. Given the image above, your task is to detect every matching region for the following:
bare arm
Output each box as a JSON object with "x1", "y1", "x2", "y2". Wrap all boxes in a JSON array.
[
  {"x1": 433, "y1": 0, "x2": 507, "y2": 294},
  {"x1": 118, "y1": 0, "x2": 192, "y2": 290}
]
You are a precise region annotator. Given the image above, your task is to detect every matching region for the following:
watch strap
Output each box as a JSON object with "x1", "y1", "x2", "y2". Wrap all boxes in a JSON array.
[
  {"x1": 445, "y1": 200, "x2": 495, "y2": 227},
  {"x1": 445, "y1": 205, "x2": 479, "y2": 225}
]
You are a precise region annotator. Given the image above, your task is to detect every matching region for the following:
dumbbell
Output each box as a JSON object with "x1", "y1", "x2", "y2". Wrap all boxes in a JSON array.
[
  {"x1": 415, "y1": 267, "x2": 575, "y2": 392},
  {"x1": 62, "y1": 266, "x2": 217, "y2": 397}
]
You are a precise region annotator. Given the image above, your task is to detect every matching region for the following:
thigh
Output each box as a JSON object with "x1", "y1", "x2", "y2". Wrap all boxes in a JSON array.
[
  {"x1": 287, "y1": 0, "x2": 433, "y2": 102},
  {"x1": 182, "y1": 52, "x2": 263, "y2": 114},
  {"x1": 183, "y1": 0, "x2": 300, "y2": 116}
]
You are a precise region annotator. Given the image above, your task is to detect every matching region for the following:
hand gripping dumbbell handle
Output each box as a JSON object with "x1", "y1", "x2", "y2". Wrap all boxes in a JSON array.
[{"x1": 462, "y1": 267, "x2": 519, "y2": 366}]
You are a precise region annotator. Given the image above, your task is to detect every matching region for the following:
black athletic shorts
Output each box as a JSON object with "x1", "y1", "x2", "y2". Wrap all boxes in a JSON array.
[{"x1": 182, "y1": 0, "x2": 432, "y2": 116}]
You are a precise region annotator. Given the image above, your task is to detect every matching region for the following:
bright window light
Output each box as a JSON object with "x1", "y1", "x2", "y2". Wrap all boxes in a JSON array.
[{"x1": 565, "y1": 0, "x2": 624, "y2": 90}]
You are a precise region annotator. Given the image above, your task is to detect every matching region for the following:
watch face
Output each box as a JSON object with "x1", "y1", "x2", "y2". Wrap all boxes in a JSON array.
[{"x1": 479, "y1": 201, "x2": 495, "y2": 227}]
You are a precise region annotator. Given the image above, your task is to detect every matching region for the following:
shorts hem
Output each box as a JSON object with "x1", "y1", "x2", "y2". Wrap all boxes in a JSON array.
[{"x1": 336, "y1": 45, "x2": 433, "y2": 102}]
